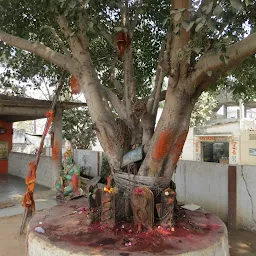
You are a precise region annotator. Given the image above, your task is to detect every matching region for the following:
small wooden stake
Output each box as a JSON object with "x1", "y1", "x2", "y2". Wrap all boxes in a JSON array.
[{"x1": 228, "y1": 165, "x2": 237, "y2": 230}]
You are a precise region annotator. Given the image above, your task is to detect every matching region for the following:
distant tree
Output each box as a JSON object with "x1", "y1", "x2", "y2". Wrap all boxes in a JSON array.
[
  {"x1": 190, "y1": 92, "x2": 218, "y2": 127},
  {"x1": 62, "y1": 107, "x2": 96, "y2": 149},
  {"x1": 221, "y1": 55, "x2": 256, "y2": 102}
]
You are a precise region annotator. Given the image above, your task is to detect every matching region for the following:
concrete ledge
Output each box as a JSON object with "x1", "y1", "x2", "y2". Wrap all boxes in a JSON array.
[{"x1": 27, "y1": 198, "x2": 229, "y2": 256}]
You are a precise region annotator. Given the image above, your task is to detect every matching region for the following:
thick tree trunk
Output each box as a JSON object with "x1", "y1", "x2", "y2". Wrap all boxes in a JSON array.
[{"x1": 138, "y1": 82, "x2": 195, "y2": 179}]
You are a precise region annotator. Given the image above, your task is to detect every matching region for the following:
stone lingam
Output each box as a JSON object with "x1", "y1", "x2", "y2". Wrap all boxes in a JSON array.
[{"x1": 26, "y1": 169, "x2": 229, "y2": 256}]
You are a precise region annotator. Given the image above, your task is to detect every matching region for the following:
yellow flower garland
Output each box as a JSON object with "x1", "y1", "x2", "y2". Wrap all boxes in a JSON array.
[{"x1": 104, "y1": 187, "x2": 114, "y2": 193}]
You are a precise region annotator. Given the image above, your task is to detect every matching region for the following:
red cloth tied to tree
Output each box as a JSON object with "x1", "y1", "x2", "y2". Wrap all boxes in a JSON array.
[
  {"x1": 22, "y1": 161, "x2": 37, "y2": 210},
  {"x1": 116, "y1": 32, "x2": 131, "y2": 56},
  {"x1": 70, "y1": 75, "x2": 81, "y2": 94}
]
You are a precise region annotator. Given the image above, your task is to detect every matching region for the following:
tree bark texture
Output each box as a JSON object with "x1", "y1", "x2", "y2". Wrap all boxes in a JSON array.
[{"x1": 138, "y1": 84, "x2": 195, "y2": 177}]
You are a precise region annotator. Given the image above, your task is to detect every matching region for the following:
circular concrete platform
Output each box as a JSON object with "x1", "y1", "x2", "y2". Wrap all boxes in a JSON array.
[{"x1": 27, "y1": 198, "x2": 229, "y2": 256}]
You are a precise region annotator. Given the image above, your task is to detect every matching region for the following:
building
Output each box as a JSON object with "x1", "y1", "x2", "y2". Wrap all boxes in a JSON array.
[
  {"x1": 12, "y1": 129, "x2": 51, "y2": 154},
  {"x1": 182, "y1": 92, "x2": 256, "y2": 165},
  {"x1": 0, "y1": 94, "x2": 86, "y2": 174}
]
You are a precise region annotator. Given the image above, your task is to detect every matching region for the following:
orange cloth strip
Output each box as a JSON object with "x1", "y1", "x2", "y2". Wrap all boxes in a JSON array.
[
  {"x1": 22, "y1": 109, "x2": 55, "y2": 209},
  {"x1": 22, "y1": 162, "x2": 36, "y2": 210}
]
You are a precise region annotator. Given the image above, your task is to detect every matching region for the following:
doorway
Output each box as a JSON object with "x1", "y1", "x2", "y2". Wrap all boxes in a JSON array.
[{"x1": 202, "y1": 142, "x2": 229, "y2": 163}]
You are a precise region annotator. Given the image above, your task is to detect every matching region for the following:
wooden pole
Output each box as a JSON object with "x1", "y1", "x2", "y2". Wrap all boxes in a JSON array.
[
  {"x1": 228, "y1": 165, "x2": 237, "y2": 229},
  {"x1": 53, "y1": 107, "x2": 63, "y2": 178},
  {"x1": 20, "y1": 72, "x2": 66, "y2": 235}
]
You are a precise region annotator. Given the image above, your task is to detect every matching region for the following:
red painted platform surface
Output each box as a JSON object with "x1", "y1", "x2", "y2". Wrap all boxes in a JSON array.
[{"x1": 29, "y1": 198, "x2": 227, "y2": 255}]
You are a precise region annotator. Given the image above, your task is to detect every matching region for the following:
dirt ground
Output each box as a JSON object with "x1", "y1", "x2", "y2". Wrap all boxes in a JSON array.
[
  {"x1": 0, "y1": 214, "x2": 255, "y2": 256},
  {"x1": 0, "y1": 215, "x2": 26, "y2": 256},
  {"x1": 229, "y1": 229, "x2": 256, "y2": 256}
]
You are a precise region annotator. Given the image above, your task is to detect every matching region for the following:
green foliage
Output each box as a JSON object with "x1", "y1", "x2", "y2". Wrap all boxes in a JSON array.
[
  {"x1": 62, "y1": 107, "x2": 96, "y2": 149},
  {"x1": 190, "y1": 92, "x2": 218, "y2": 127},
  {"x1": 0, "y1": 0, "x2": 256, "y2": 115},
  {"x1": 0, "y1": 0, "x2": 169, "y2": 99},
  {"x1": 0, "y1": 0, "x2": 66, "y2": 94},
  {"x1": 100, "y1": 155, "x2": 112, "y2": 183},
  {"x1": 218, "y1": 55, "x2": 256, "y2": 102}
]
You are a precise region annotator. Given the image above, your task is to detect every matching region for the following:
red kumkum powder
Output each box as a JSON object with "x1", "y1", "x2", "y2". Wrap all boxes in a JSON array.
[{"x1": 152, "y1": 130, "x2": 173, "y2": 161}]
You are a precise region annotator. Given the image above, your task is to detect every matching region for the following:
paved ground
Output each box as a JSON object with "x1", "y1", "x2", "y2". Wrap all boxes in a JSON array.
[
  {"x1": 229, "y1": 229, "x2": 256, "y2": 256},
  {"x1": 0, "y1": 174, "x2": 49, "y2": 203},
  {"x1": 0, "y1": 174, "x2": 57, "y2": 256},
  {"x1": 0, "y1": 214, "x2": 255, "y2": 256},
  {"x1": 0, "y1": 215, "x2": 26, "y2": 256},
  {"x1": 0, "y1": 174, "x2": 56, "y2": 217}
]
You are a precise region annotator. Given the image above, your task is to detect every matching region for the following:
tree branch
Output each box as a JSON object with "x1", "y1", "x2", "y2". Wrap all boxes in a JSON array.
[
  {"x1": 152, "y1": 70, "x2": 165, "y2": 114},
  {"x1": 96, "y1": 23, "x2": 114, "y2": 47},
  {"x1": 42, "y1": 26, "x2": 71, "y2": 56},
  {"x1": 123, "y1": 48, "x2": 135, "y2": 114},
  {"x1": 0, "y1": 30, "x2": 76, "y2": 73},
  {"x1": 191, "y1": 33, "x2": 256, "y2": 88},
  {"x1": 120, "y1": 1, "x2": 135, "y2": 114},
  {"x1": 44, "y1": 80, "x2": 52, "y2": 100},
  {"x1": 87, "y1": 10, "x2": 114, "y2": 48},
  {"x1": 198, "y1": 0, "x2": 214, "y2": 9},
  {"x1": 102, "y1": 86, "x2": 127, "y2": 120},
  {"x1": 38, "y1": 86, "x2": 49, "y2": 100},
  {"x1": 143, "y1": 39, "x2": 168, "y2": 143},
  {"x1": 57, "y1": 15, "x2": 85, "y2": 56},
  {"x1": 109, "y1": 55, "x2": 123, "y2": 94},
  {"x1": 57, "y1": 15, "x2": 73, "y2": 42},
  {"x1": 193, "y1": 75, "x2": 218, "y2": 99},
  {"x1": 121, "y1": 0, "x2": 130, "y2": 28},
  {"x1": 77, "y1": 12, "x2": 90, "y2": 50},
  {"x1": 169, "y1": 0, "x2": 191, "y2": 77},
  {"x1": 130, "y1": 0, "x2": 143, "y2": 38},
  {"x1": 147, "y1": 32, "x2": 170, "y2": 114}
]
